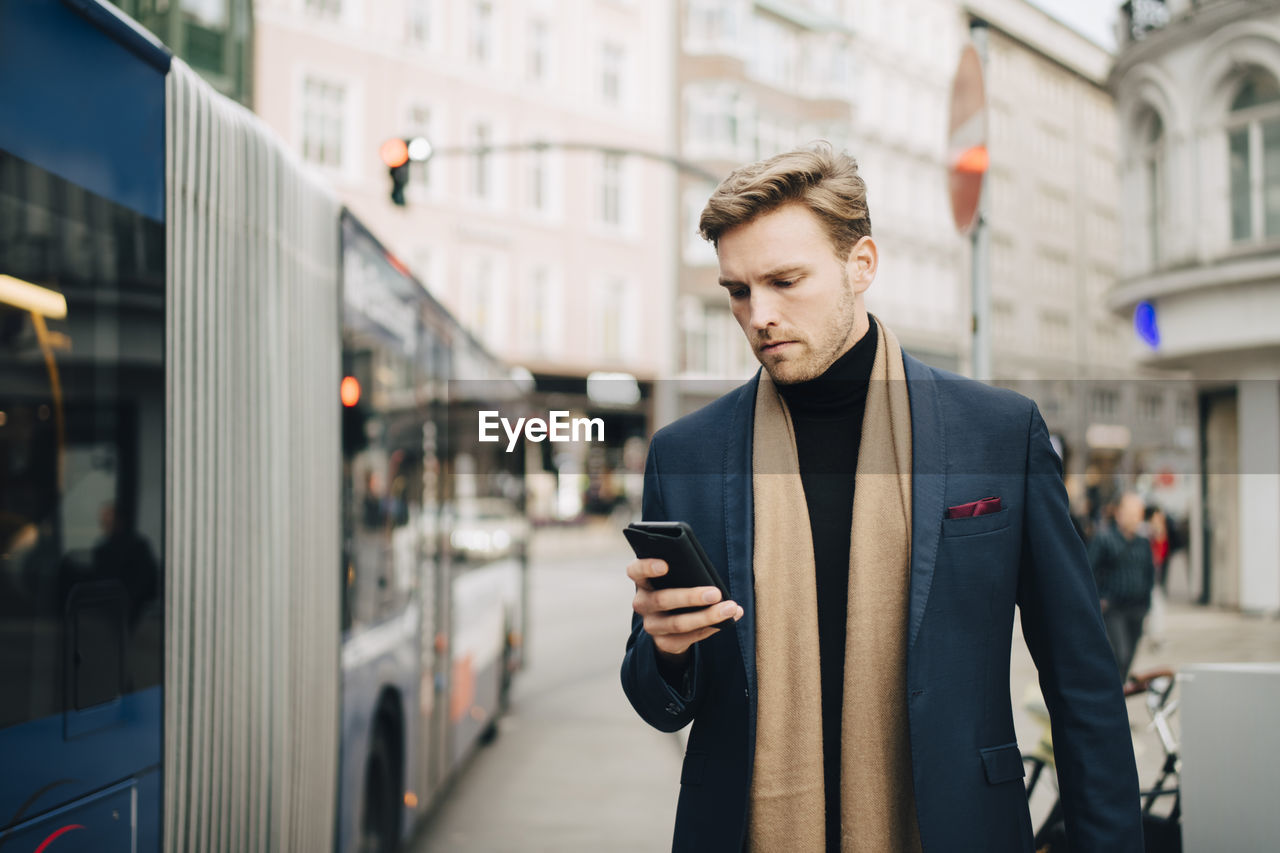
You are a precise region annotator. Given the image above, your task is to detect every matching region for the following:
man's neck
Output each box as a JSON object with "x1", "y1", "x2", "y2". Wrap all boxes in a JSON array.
[{"x1": 776, "y1": 318, "x2": 878, "y2": 415}]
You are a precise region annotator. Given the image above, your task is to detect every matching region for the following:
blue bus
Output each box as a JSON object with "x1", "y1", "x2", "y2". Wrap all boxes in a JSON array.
[{"x1": 0, "y1": 2, "x2": 528, "y2": 850}]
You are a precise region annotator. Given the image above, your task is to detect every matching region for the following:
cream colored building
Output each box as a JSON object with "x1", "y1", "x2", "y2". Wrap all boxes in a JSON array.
[
  {"x1": 1110, "y1": 0, "x2": 1280, "y2": 614},
  {"x1": 253, "y1": 0, "x2": 677, "y2": 387},
  {"x1": 253, "y1": 0, "x2": 678, "y2": 519}
]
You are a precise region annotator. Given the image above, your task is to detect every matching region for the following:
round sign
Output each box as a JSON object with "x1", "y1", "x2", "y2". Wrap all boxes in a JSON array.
[{"x1": 948, "y1": 44, "x2": 988, "y2": 235}]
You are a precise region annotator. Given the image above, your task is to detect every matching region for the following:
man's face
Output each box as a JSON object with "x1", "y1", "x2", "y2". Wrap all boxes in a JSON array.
[
  {"x1": 1116, "y1": 494, "x2": 1145, "y2": 537},
  {"x1": 716, "y1": 203, "x2": 874, "y2": 384}
]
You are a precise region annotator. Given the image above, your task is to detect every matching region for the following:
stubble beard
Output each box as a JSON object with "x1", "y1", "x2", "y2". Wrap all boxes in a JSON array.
[{"x1": 762, "y1": 272, "x2": 858, "y2": 386}]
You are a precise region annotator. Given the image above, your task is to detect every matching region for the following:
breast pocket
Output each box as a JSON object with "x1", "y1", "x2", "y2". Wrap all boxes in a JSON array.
[{"x1": 940, "y1": 507, "x2": 1011, "y2": 538}]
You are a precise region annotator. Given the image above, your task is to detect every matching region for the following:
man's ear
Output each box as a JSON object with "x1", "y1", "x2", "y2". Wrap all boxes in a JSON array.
[{"x1": 844, "y1": 236, "x2": 877, "y2": 294}]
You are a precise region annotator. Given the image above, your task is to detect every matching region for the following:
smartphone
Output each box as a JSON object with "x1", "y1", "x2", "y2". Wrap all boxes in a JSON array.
[{"x1": 623, "y1": 521, "x2": 732, "y2": 617}]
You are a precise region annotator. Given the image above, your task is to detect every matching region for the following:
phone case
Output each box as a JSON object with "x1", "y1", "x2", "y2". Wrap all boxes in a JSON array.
[{"x1": 623, "y1": 521, "x2": 731, "y2": 602}]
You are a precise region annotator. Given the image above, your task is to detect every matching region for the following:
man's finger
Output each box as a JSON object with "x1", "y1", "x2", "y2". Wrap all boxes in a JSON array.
[
  {"x1": 654, "y1": 625, "x2": 720, "y2": 655},
  {"x1": 652, "y1": 585, "x2": 722, "y2": 612},
  {"x1": 648, "y1": 600, "x2": 739, "y2": 636},
  {"x1": 625, "y1": 558, "x2": 668, "y2": 585}
]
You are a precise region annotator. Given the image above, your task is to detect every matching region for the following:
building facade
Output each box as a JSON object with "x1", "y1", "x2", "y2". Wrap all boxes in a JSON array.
[
  {"x1": 1110, "y1": 0, "x2": 1280, "y2": 613},
  {"x1": 252, "y1": 0, "x2": 678, "y2": 520}
]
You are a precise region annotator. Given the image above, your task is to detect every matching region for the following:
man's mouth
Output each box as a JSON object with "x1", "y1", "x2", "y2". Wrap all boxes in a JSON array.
[{"x1": 760, "y1": 341, "x2": 795, "y2": 353}]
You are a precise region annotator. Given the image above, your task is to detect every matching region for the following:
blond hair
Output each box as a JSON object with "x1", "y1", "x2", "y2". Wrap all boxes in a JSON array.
[{"x1": 698, "y1": 143, "x2": 872, "y2": 260}]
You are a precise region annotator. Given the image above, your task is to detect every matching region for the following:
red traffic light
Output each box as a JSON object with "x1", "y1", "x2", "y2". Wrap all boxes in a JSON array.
[
  {"x1": 380, "y1": 138, "x2": 409, "y2": 168},
  {"x1": 341, "y1": 375, "x2": 361, "y2": 407}
]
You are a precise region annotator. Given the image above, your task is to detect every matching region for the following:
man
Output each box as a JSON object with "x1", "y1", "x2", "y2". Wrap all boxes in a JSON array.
[
  {"x1": 620, "y1": 146, "x2": 1141, "y2": 852},
  {"x1": 1089, "y1": 492, "x2": 1157, "y2": 679}
]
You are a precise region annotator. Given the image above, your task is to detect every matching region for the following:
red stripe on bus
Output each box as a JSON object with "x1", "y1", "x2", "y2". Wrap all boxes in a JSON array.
[{"x1": 34, "y1": 824, "x2": 84, "y2": 853}]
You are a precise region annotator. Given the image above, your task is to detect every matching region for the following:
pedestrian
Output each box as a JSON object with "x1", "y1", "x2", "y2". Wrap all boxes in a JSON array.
[
  {"x1": 620, "y1": 145, "x2": 1142, "y2": 852},
  {"x1": 1088, "y1": 492, "x2": 1157, "y2": 680},
  {"x1": 1146, "y1": 505, "x2": 1171, "y2": 648}
]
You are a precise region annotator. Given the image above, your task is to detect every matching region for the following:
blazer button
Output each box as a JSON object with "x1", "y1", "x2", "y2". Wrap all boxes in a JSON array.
[{"x1": 665, "y1": 702, "x2": 679, "y2": 715}]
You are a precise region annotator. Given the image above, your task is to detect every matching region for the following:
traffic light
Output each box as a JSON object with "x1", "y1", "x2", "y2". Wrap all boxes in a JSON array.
[{"x1": 381, "y1": 138, "x2": 410, "y2": 206}]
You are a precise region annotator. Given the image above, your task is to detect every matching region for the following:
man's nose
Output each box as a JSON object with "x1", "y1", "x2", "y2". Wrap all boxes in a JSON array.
[{"x1": 746, "y1": 290, "x2": 781, "y2": 332}]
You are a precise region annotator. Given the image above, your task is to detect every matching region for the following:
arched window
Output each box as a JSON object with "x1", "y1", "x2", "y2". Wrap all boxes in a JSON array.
[
  {"x1": 1139, "y1": 109, "x2": 1165, "y2": 265},
  {"x1": 1227, "y1": 68, "x2": 1280, "y2": 243}
]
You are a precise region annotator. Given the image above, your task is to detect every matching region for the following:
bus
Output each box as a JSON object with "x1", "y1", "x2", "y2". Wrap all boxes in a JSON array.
[{"x1": 0, "y1": 1, "x2": 527, "y2": 850}]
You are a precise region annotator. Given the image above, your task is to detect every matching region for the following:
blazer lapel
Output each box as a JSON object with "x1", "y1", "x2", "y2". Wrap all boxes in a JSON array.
[
  {"x1": 726, "y1": 370, "x2": 759, "y2": 707},
  {"x1": 904, "y1": 352, "x2": 946, "y2": 653}
]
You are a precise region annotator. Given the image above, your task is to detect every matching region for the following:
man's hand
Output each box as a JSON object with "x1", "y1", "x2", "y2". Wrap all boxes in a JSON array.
[{"x1": 628, "y1": 558, "x2": 743, "y2": 664}]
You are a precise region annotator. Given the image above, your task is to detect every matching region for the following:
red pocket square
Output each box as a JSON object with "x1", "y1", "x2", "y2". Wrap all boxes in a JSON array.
[{"x1": 946, "y1": 496, "x2": 1002, "y2": 519}]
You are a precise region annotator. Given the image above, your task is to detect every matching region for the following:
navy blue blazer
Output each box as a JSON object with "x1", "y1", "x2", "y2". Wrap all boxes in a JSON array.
[{"x1": 621, "y1": 353, "x2": 1143, "y2": 852}]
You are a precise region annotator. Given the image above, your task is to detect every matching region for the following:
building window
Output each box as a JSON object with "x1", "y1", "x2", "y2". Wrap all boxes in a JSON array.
[
  {"x1": 600, "y1": 152, "x2": 624, "y2": 226},
  {"x1": 464, "y1": 254, "x2": 504, "y2": 346},
  {"x1": 470, "y1": 122, "x2": 492, "y2": 201},
  {"x1": 305, "y1": 0, "x2": 341, "y2": 18},
  {"x1": 406, "y1": 0, "x2": 432, "y2": 47},
  {"x1": 991, "y1": 298, "x2": 1016, "y2": 344},
  {"x1": 470, "y1": 0, "x2": 494, "y2": 66},
  {"x1": 527, "y1": 266, "x2": 553, "y2": 354},
  {"x1": 1176, "y1": 395, "x2": 1194, "y2": 424},
  {"x1": 1092, "y1": 387, "x2": 1120, "y2": 419},
  {"x1": 1227, "y1": 68, "x2": 1280, "y2": 244},
  {"x1": 1039, "y1": 309, "x2": 1070, "y2": 354},
  {"x1": 1138, "y1": 109, "x2": 1164, "y2": 266},
  {"x1": 527, "y1": 144, "x2": 549, "y2": 213},
  {"x1": 685, "y1": 0, "x2": 742, "y2": 53},
  {"x1": 601, "y1": 42, "x2": 625, "y2": 105},
  {"x1": 681, "y1": 300, "x2": 748, "y2": 377},
  {"x1": 528, "y1": 18, "x2": 550, "y2": 82},
  {"x1": 684, "y1": 84, "x2": 752, "y2": 160},
  {"x1": 601, "y1": 278, "x2": 625, "y2": 360},
  {"x1": 748, "y1": 14, "x2": 798, "y2": 91},
  {"x1": 301, "y1": 76, "x2": 345, "y2": 169},
  {"x1": 1139, "y1": 391, "x2": 1165, "y2": 421}
]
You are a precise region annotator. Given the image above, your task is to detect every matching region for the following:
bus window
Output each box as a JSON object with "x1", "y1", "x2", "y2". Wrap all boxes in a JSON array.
[
  {"x1": 340, "y1": 223, "x2": 426, "y2": 632},
  {"x1": 0, "y1": 150, "x2": 164, "y2": 731}
]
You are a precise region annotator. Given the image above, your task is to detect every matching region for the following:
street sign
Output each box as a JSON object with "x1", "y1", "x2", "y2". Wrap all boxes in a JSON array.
[{"x1": 948, "y1": 43, "x2": 988, "y2": 235}]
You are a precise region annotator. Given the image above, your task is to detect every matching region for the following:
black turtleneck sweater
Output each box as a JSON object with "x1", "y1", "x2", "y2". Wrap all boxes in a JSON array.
[{"x1": 775, "y1": 319, "x2": 878, "y2": 850}]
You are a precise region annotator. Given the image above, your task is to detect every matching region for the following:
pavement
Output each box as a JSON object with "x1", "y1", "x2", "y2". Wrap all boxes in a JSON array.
[{"x1": 413, "y1": 521, "x2": 1280, "y2": 851}]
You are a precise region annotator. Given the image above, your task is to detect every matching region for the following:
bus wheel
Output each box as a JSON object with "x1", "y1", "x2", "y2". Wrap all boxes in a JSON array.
[{"x1": 359, "y1": 732, "x2": 399, "y2": 853}]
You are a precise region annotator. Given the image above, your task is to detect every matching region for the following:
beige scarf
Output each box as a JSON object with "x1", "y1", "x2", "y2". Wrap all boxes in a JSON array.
[{"x1": 748, "y1": 317, "x2": 921, "y2": 852}]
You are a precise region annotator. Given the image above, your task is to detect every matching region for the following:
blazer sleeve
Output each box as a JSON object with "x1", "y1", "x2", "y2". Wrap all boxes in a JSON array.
[
  {"x1": 1016, "y1": 404, "x2": 1144, "y2": 850},
  {"x1": 619, "y1": 435, "x2": 708, "y2": 733}
]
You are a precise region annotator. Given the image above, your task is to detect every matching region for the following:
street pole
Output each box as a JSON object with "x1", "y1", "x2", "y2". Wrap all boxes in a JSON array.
[{"x1": 970, "y1": 19, "x2": 991, "y2": 383}]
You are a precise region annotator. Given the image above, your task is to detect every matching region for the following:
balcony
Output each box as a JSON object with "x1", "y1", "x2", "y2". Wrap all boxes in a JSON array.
[{"x1": 1119, "y1": 0, "x2": 1239, "y2": 47}]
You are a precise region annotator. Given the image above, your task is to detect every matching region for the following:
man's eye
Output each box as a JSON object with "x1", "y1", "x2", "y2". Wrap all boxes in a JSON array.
[
  {"x1": 729, "y1": 288, "x2": 748, "y2": 299},
  {"x1": 775, "y1": 280, "x2": 795, "y2": 288}
]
